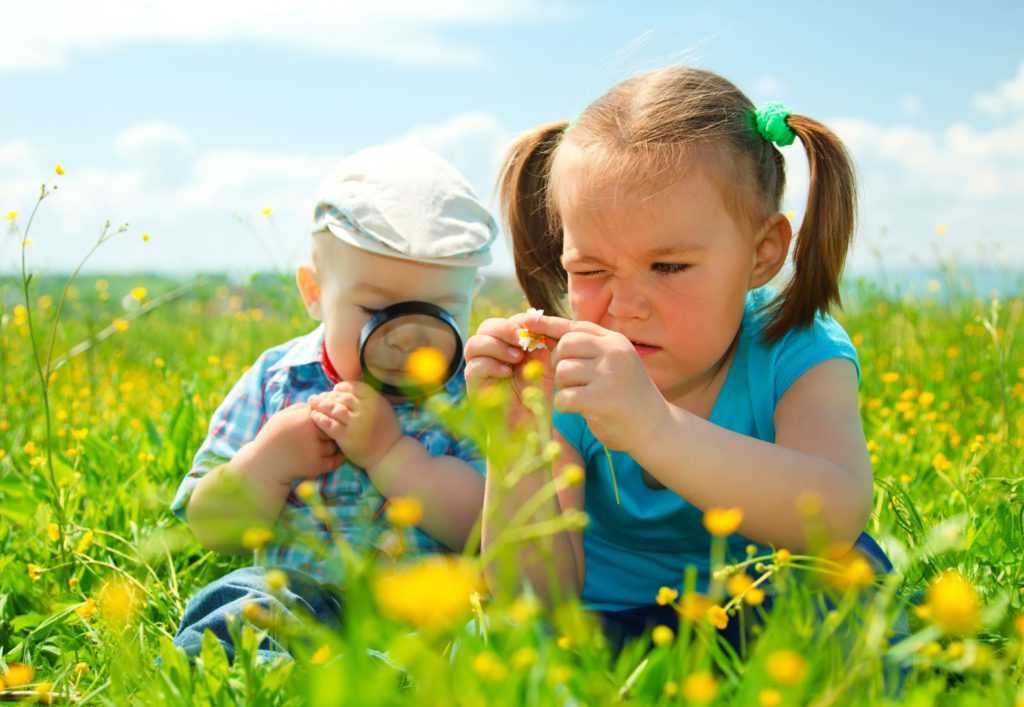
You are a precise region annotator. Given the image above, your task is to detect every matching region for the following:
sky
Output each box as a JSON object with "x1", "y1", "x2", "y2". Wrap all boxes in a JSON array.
[{"x1": 1, "y1": 0, "x2": 1022, "y2": 277}]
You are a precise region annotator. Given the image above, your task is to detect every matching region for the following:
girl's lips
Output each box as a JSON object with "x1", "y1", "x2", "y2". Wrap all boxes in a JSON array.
[{"x1": 631, "y1": 341, "x2": 661, "y2": 356}]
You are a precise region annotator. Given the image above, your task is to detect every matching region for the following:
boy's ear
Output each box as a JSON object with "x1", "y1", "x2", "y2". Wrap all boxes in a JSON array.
[
  {"x1": 296, "y1": 264, "x2": 323, "y2": 320},
  {"x1": 749, "y1": 213, "x2": 792, "y2": 289}
]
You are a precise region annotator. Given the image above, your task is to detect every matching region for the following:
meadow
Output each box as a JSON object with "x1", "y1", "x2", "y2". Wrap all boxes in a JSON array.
[{"x1": 1, "y1": 190, "x2": 1023, "y2": 705}]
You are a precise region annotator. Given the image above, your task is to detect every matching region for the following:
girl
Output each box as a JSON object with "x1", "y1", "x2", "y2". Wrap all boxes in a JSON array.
[{"x1": 464, "y1": 66, "x2": 893, "y2": 647}]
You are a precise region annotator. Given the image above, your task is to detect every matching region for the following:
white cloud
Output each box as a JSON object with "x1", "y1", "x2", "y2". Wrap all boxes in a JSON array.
[
  {"x1": 114, "y1": 122, "x2": 193, "y2": 159},
  {"x1": 0, "y1": 0, "x2": 571, "y2": 71},
  {"x1": 899, "y1": 94, "x2": 923, "y2": 118},
  {"x1": 0, "y1": 112, "x2": 515, "y2": 274},
  {"x1": 973, "y1": 61, "x2": 1024, "y2": 116}
]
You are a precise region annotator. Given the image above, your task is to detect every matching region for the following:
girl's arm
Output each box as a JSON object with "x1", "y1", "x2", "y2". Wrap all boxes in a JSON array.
[{"x1": 638, "y1": 358, "x2": 873, "y2": 551}]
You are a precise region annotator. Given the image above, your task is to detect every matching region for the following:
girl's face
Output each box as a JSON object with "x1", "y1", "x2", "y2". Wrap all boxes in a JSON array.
[{"x1": 556, "y1": 151, "x2": 770, "y2": 409}]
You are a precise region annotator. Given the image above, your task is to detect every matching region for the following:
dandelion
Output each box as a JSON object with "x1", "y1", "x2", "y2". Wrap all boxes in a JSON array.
[
  {"x1": 142, "y1": 232, "x2": 151, "y2": 242},
  {"x1": 386, "y1": 497, "x2": 423, "y2": 527},
  {"x1": 822, "y1": 545, "x2": 875, "y2": 592},
  {"x1": 651, "y1": 625, "x2": 674, "y2": 647},
  {"x1": 707, "y1": 604, "x2": 729, "y2": 630},
  {"x1": 47, "y1": 523, "x2": 60, "y2": 542},
  {"x1": 5, "y1": 210, "x2": 15, "y2": 222},
  {"x1": 678, "y1": 592, "x2": 713, "y2": 621},
  {"x1": 265, "y1": 569, "x2": 288, "y2": 593},
  {"x1": 373, "y1": 556, "x2": 480, "y2": 631},
  {"x1": 557, "y1": 635, "x2": 572, "y2": 650},
  {"x1": 1015, "y1": 613, "x2": 1024, "y2": 637},
  {"x1": 96, "y1": 578, "x2": 144, "y2": 627},
  {"x1": 2, "y1": 663, "x2": 34, "y2": 688},
  {"x1": 759, "y1": 688, "x2": 783, "y2": 706},
  {"x1": 27, "y1": 563, "x2": 44, "y2": 581},
  {"x1": 261, "y1": 207, "x2": 273, "y2": 217},
  {"x1": 472, "y1": 652, "x2": 508, "y2": 681},
  {"x1": 703, "y1": 507, "x2": 743, "y2": 536},
  {"x1": 75, "y1": 598, "x2": 96, "y2": 620},
  {"x1": 562, "y1": 464, "x2": 584, "y2": 486},
  {"x1": 310, "y1": 644, "x2": 331, "y2": 665},
  {"x1": 241, "y1": 526, "x2": 273, "y2": 550},
  {"x1": 682, "y1": 671, "x2": 718, "y2": 704},
  {"x1": 881, "y1": 371, "x2": 899, "y2": 384},
  {"x1": 73, "y1": 662, "x2": 89, "y2": 675},
  {"x1": 512, "y1": 647, "x2": 537, "y2": 668},
  {"x1": 55, "y1": 163, "x2": 65, "y2": 175},
  {"x1": 932, "y1": 453, "x2": 952, "y2": 472},
  {"x1": 405, "y1": 347, "x2": 447, "y2": 386},
  {"x1": 112, "y1": 318, "x2": 130, "y2": 332},
  {"x1": 655, "y1": 586, "x2": 679, "y2": 606},
  {"x1": 296, "y1": 480, "x2": 318, "y2": 502},
  {"x1": 767, "y1": 649, "x2": 808, "y2": 685},
  {"x1": 775, "y1": 548, "x2": 792, "y2": 565},
  {"x1": 923, "y1": 570, "x2": 980, "y2": 635},
  {"x1": 521, "y1": 359, "x2": 546, "y2": 382},
  {"x1": 130, "y1": 286, "x2": 148, "y2": 301},
  {"x1": 727, "y1": 572, "x2": 766, "y2": 605}
]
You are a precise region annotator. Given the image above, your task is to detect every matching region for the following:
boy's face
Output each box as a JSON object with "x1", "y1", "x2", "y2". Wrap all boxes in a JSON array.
[{"x1": 298, "y1": 236, "x2": 477, "y2": 385}]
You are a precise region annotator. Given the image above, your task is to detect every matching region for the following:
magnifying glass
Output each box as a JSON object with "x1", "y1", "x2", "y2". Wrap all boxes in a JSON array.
[{"x1": 358, "y1": 301, "x2": 463, "y2": 398}]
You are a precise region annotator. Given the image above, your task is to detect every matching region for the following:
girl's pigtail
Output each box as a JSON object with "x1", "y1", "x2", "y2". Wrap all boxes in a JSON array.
[
  {"x1": 497, "y1": 121, "x2": 571, "y2": 317},
  {"x1": 763, "y1": 115, "x2": 857, "y2": 343}
]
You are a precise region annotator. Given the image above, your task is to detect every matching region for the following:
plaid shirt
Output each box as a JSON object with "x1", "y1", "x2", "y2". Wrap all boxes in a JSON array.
[{"x1": 170, "y1": 325, "x2": 483, "y2": 584}]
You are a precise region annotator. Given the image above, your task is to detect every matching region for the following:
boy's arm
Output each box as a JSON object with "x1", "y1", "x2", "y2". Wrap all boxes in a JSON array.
[{"x1": 364, "y1": 437, "x2": 484, "y2": 551}]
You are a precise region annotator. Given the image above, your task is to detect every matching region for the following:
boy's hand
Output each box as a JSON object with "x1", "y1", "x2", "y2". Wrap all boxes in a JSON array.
[
  {"x1": 309, "y1": 381, "x2": 402, "y2": 471},
  {"x1": 232, "y1": 403, "x2": 345, "y2": 486}
]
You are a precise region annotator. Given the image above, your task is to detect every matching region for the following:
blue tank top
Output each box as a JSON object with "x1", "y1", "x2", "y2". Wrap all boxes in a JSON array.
[{"x1": 553, "y1": 287, "x2": 860, "y2": 611}]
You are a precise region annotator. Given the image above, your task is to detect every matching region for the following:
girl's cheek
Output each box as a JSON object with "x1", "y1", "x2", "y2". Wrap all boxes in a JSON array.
[{"x1": 568, "y1": 279, "x2": 609, "y2": 322}]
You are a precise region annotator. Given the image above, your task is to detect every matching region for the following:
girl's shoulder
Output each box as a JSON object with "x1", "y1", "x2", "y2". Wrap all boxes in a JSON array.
[{"x1": 740, "y1": 287, "x2": 860, "y2": 402}]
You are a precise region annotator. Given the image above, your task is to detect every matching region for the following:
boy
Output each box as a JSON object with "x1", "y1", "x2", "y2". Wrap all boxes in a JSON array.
[{"x1": 170, "y1": 143, "x2": 497, "y2": 660}]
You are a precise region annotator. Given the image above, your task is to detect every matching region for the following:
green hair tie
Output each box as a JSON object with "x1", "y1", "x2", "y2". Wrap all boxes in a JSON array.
[{"x1": 752, "y1": 101, "x2": 795, "y2": 147}]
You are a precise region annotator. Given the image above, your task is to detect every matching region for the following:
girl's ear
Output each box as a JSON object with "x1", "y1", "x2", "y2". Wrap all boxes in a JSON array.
[
  {"x1": 296, "y1": 264, "x2": 323, "y2": 320},
  {"x1": 750, "y1": 213, "x2": 793, "y2": 289}
]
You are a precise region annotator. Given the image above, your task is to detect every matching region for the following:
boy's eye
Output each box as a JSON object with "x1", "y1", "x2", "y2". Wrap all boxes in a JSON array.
[{"x1": 652, "y1": 262, "x2": 689, "y2": 274}]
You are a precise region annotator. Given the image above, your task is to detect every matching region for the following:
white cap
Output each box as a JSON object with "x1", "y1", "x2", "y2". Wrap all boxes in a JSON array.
[{"x1": 312, "y1": 143, "x2": 497, "y2": 268}]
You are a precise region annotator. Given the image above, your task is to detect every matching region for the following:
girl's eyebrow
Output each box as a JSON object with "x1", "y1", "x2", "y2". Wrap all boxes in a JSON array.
[{"x1": 645, "y1": 244, "x2": 705, "y2": 256}]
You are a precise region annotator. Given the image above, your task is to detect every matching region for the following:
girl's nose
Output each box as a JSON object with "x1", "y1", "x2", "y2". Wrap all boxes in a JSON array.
[{"x1": 606, "y1": 279, "x2": 650, "y2": 320}]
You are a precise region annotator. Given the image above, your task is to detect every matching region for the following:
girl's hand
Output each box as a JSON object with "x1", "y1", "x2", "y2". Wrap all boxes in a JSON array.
[
  {"x1": 464, "y1": 311, "x2": 561, "y2": 426},
  {"x1": 309, "y1": 382, "x2": 402, "y2": 472},
  {"x1": 525, "y1": 318, "x2": 671, "y2": 454}
]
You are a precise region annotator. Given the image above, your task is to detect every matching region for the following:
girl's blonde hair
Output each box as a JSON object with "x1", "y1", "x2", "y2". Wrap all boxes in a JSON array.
[{"x1": 498, "y1": 66, "x2": 856, "y2": 343}]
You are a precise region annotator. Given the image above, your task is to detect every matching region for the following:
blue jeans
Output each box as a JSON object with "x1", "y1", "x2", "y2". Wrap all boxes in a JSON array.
[{"x1": 173, "y1": 566, "x2": 344, "y2": 662}]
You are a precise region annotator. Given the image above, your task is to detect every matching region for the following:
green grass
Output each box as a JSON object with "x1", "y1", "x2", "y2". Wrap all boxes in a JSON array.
[{"x1": 1, "y1": 259, "x2": 1023, "y2": 704}]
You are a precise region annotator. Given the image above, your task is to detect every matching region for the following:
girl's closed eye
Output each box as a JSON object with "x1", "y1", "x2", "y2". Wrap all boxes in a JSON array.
[
  {"x1": 652, "y1": 262, "x2": 690, "y2": 274},
  {"x1": 358, "y1": 305, "x2": 382, "y2": 316}
]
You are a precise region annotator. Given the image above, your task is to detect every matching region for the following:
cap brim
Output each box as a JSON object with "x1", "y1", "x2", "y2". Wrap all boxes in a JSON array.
[{"x1": 322, "y1": 223, "x2": 492, "y2": 268}]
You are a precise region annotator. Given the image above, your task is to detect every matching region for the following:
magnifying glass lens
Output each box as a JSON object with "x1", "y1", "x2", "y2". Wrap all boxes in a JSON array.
[{"x1": 361, "y1": 312, "x2": 460, "y2": 395}]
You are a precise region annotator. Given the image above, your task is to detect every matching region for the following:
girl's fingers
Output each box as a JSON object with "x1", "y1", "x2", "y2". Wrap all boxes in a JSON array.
[
  {"x1": 553, "y1": 358, "x2": 593, "y2": 389},
  {"x1": 552, "y1": 331, "x2": 601, "y2": 361},
  {"x1": 464, "y1": 333, "x2": 525, "y2": 364},
  {"x1": 464, "y1": 358, "x2": 514, "y2": 386},
  {"x1": 514, "y1": 312, "x2": 577, "y2": 340},
  {"x1": 553, "y1": 386, "x2": 585, "y2": 415}
]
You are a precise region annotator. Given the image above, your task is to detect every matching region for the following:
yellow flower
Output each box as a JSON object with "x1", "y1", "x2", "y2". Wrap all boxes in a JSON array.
[
  {"x1": 75, "y1": 530, "x2": 94, "y2": 553},
  {"x1": 822, "y1": 545, "x2": 875, "y2": 592},
  {"x1": 508, "y1": 594, "x2": 540, "y2": 624},
  {"x1": 373, "y1": 556, "x2": 480, "y2": 631},
  {"x1": 512, "y1": 647, "x2": 537, "y2": 669},
  {"x1": 703, "y1": 507, "x2": 743, "y2": 536},
  {"x1": 472, "y1": 651, "x2": 508, "y2": 681},
  {"x1": 679, "y1": 592, "x2": 713, "y2": 621},
  {"x1": 75, "y1": 598, "x2": 97, "y2": 620},
  {"x1": 242, "y1": 526, "x2": 274, "y2": 550},
  {"x1": 261, "y1": 207, "x2": 273, "y2": 217},
  {"x1": 386, "y1": 497, "x2": 423, "y2": 527},
  {"x1": 265, "y1": 569, "x2": 288, "y2": 592},
  {"x1": 651, "y1": 624, "x2": 674, "y2": 647},
  {"x1": 932, "y1": 453, "x2": 952, "y2": 472},
  {"x1": 112, "y1": 318, "x2": 130, "y2": 332},
  {"x1": 27, "y1": 563, "x2": 44, "y2": 581},
  {"x1": 561, "y1": 464, "x2": 584, "y2": 486},
  {"x1": 522, "y1": 359, "x2": 545, "y2": 382},
  {"x1": 2, "y1": 663, "x2": 33, "y2": 688},
  {"x1": 881, "y1": 371, "x2": 899, "y2": 384},
  {"x1": 5, "y1": 210, "x2": 15, "y2": 222},
  {"x1": 130, "y1": 286, "x2": 148, "y2": 301},
  {"x1": 726, "y1": 572, "x2": 765, "y2": 605},
  {"x1": 310, "y1": 644, "x2": 331, "y2": 665},
  {"x1": 918, "y1": 391, "x2": 935, "y2": 407},
  {"x1": 707, "y1": 604, "x2": 729, "y2": 630},
  {"x1": 96, "y1": 578, "x2": 144, "y2": 627},
  {"x1": 774, "y1": 548, "x2": 792, "y2": 565},
  {"x1": 296, "y1": 480, "x2": 318, "y2": 502},
  {"x1": 405, "y1": 347, "x2": 448, "y2": 386},
  {"x1": 682, "y1": 671, "x2": 718, "y2": 704},
  {"x1": 0, "y1": 449, "x2": 5, "y2": 461},
  {"x1": 71, "y1": 428, "x2": 88, "y2": 441},
  {"x1": 663, "y1": 681, "x2": 679, "y2": 698},
  {"x1": 925, "y1": 570, "x2": 980, "y2": 635},
  {"x1": 516, "y1": 327, "x2": 547, "y2": 352},
  {"x1": 55, "y1": 163, "x2": 65, "y2": 176},
  {"x1": 767, "y1": 649, "x2": 808, "y2": 685},
  {"x1": 759, "y1": 688, "x2": 782, "y2": 707},
  {"x1": 47, "y1": 523, "x2": 60, "y2": 542},
  {"x1": 547, "y1": 665, "x2": 571, "y2": 685},
  {"x1": 556, "y1": 635, "x2": 571, "y2": 650},
  {"x1": 73, "y1": 662, "x2": 89, "y2": 675},
  {"x1": 655, "y1": 585, "x2": 679, "y2": 606},
  {"x1": 23, "y1": 440, "x2": 37, "y2": 455},
  {"x1": 1014, "y1": 613, "x2": 1024, "y2": 638},
  {"x1": 142, "y1": 232, "x2": 151, "y2": 242},
  {"x1": 934, "y1": 223, "x2": 948, "y2": 236}
]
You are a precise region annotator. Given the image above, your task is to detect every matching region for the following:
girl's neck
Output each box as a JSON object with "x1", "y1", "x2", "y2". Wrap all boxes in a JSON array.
[{"x1": 664, "y1": 334, "x2": 739, "y2": 419}]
